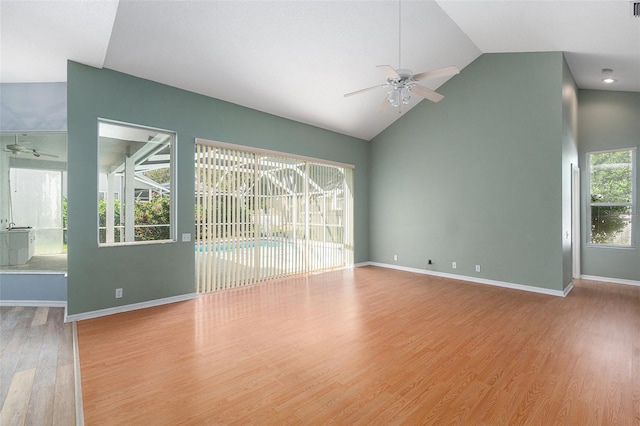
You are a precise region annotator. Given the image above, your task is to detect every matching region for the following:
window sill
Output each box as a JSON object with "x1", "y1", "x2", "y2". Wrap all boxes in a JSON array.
[
  {"x1": 98, "y1": 239, "x2": 176, "y2": 248},
  {"x1": 585, "y1": 244, "x2": 636, "y2": 250}
]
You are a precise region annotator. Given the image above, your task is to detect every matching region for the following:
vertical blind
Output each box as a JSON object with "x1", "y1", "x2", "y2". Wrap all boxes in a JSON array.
[{"x1": 195, "y1": 142, "x2": 354, "y2": 293}]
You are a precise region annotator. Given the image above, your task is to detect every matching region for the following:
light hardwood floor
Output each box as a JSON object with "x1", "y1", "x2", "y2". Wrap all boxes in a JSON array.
[
  {"x1": 77, "y1": 267, "x2": 640, "y2": 424},
  {"x1": 0, "y1": 306, "x2": 75, "y2": 426}
]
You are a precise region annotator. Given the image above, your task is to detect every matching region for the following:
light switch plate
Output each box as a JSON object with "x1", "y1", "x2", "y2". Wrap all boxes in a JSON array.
[{"x1": 182, "y1": 233, "x2": 191, "y2": 242}]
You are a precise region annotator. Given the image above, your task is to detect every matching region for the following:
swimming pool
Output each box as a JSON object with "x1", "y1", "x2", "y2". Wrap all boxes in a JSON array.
[{"x1": 196, "y1": 239, "x2": 281, "y2": 253}]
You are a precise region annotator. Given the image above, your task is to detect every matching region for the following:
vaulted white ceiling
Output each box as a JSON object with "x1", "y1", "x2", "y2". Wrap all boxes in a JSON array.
[{"x1": 1, "y1": 1, "x2": 638, "y2": 141}]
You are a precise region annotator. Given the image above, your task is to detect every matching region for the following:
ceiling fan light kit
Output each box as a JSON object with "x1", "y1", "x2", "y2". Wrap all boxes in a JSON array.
[{"x1": 344, "y1": 64, "x2": 459, "y2": 112}]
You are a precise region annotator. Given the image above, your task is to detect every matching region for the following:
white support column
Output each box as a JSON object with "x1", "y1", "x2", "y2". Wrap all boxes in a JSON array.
[
  {"x1": 106, "y1": 172, "x2": 117, "y2": 243},
  {"x1": 0, "y1": 151, "x2": 10, "y2": 230},
  {"x1": 124, "y1": 156, "x2": 135, "y2": 242}
]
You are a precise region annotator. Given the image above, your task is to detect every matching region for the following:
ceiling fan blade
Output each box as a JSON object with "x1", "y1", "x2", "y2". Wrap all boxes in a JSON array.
[
  {"x1": 409, "y1": 85, "x2": 445, "y2": 103},
  {"x1": 344, "y1": 84, "x2": 387, "y2": 98},
  {"x1": 412, "y1": 66, "x2": 460, "y2": 82},
  {"x1": 34, "y1": 151, "x2": 59, "y2": 158},
  {"x1": 376, "y1": 65, "x2": 401, "y2": 80},
  {"x1": 377, "y1": 93, "x2": 390, "y2": 112}
]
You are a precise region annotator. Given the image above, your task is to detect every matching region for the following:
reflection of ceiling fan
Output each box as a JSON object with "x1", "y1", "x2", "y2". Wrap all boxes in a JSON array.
[
  {"x1": 344, "y1": 0, "x2": 460, "y2": 112},
  {"x1": 4, "y1": 143, "x2": 59, "y2": 158},
  {"x1": 344, "y1": 65, "x2": 460, "y2": 111}
]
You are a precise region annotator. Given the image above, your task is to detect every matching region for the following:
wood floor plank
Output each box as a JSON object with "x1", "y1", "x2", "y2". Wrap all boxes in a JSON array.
[
  {"x1": 77, "y1": 268, "x2": 640, "y2": 424},
  {"x1": 25, "y1": 386, "x2": 54, "y2": 426},
  {"x1": 52, "y1": 364, "x2": 75, "y2": 426},
  {"x1": 30, "y1": 307, "x2": 49, "y2": 327},
  {"x1": 0, "y1": 368, "x2": 36, "y2": 426}
]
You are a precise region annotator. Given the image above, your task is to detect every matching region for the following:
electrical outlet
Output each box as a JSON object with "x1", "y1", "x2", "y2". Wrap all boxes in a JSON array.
[
  {"x1": 393, "y1": 254, "x2": 398, "y2": 261},
  {"x1": 428, "y1": 259, "x2": 432, "y2": 265},
  {"x1": 182, "y1": 233, "x2": 191, "y2": 242},
  {"x1": 475, "y1": 265, "x2": 481, "y2": 272},
  {"x1": 115, "y1": 288, "x2": 123, "y2": 298},
  {"x1": 452, "y1": 261, "x2": 457, "y2": 269}
]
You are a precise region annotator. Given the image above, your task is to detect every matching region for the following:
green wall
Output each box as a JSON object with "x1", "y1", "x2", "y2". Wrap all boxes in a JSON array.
[
  {"x1": 369, "y1": 52, "x2": 568, "y2": 291},
  {"x1": 67, "y1": 61, "x2": 369, "y2": 316},
  {"x1": 578, "y1": 90, "x2": 639, "y2": 281}
]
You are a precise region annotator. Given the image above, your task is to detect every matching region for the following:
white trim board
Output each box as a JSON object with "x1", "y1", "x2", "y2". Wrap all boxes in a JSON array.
[
  {"x1": 0, "y1": 300, "x2": 66, "y2": 307},
  {"x1": 72, "y1": 322, "x2": 85, "y2": 426},
  {"x1": 580, "y1": 275, "x2": 640, "y2": 287},
  {"x1": 361, "y1": 262, "x2": 572, "y2": 297},
  {"x1": 65, "y1": 293, "x2": 198, "y2": 322}
]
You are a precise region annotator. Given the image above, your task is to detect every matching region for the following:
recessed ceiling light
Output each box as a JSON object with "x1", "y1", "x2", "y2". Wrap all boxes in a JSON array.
[{"x1": 601, "y1": 68, "x2": 617, "y2": 84}]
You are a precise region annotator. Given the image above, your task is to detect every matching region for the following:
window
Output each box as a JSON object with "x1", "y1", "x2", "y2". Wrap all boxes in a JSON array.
[
  {"x1": 587, "y1": 148, "x2": 635, "y2": 247},
  {"x1": 98, "y1": 120, "x2": 175, "y2": 245}
]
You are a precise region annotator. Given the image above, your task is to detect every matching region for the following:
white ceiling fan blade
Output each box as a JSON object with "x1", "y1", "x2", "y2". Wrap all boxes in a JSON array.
[
  {"x1": 7, "y1": 144, "x2": 27, "y2": 152},
  {"x1": 33, "y1": 151, "x2": 59, "y2": 158},
  {"x1": 409, "y1": 85, "x2": 445, "y2": 103},
  {"x1": 344, "y1": 84, "x2": 387, "y2": 98},
  {"x1": 412, "y1": 66, "x2": 460, "y2": 82},
  {"x1": 376, "y1": 65, "x2": 401, "y2": 80},
  {"x1": 377, "y1": 93, "x2": 390, "y2": 112}
]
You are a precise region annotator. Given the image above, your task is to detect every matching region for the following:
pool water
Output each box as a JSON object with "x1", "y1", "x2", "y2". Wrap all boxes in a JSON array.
[{"x1": 196, "y1": 240, "x2": 281, "y2": 253}]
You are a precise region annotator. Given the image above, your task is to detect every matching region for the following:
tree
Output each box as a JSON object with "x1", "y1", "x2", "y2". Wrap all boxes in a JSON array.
[
  {"x1": 98, "y1": 196, "x2": 171, "y2": 243},
  {"x1": 134, "y1": 194, "x2": 171, "y2": 240}
]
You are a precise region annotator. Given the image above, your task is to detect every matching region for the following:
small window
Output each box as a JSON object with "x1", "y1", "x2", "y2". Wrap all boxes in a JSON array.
[
  {"x1": 587, "y1": 148, "x2": 635, "y2": 247},
  {"x1": 98, "y1": 120, "x2": 175, "y2": 245}
]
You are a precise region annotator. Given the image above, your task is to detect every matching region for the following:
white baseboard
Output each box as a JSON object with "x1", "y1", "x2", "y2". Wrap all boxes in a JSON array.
[
  {"x1": 365, "y1": 262, "x2": 568, "y2": 297},
  {"x1": 72, "y1": 322, "x2": 85, "y2": 426},
  {"x1": 354, "y1": 262, "x2": 372, "y2": 268},
  {"x1": 580, "y1": 275, "x2": 640, "y2": 287},
  {"x1": 0, "y1": 300, "x2": 67, "y2": 307},
  {"x1": 65, "y1": 293, "x2": 198, "y2": 322},
  {"x1": 563, "y1": 282, "x2": 574, "y2": 297}
]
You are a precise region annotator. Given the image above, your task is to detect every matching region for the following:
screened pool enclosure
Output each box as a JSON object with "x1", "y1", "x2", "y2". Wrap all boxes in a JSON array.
[{"x1": 195, "y1": 141, "x2": 354, "y2": 293}]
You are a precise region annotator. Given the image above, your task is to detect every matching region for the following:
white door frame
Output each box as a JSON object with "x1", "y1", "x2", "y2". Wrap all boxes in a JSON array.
[{"x1": 572, "y1": 164, "x2": 581, "y2": 279}]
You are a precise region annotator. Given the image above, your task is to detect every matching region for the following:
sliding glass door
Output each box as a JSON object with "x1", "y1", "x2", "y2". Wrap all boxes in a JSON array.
[{"x1": 195, "y1": 142, "x2": 354, "y2": 293}]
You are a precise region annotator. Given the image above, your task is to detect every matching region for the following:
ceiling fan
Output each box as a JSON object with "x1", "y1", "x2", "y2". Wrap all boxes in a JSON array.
[
  {"x1": 344, "y1": 65, "x2": 460, "y2": 111},
  {"x1": 344, "y1": 0, "x2": 460, "y2": 112},
  {"x1": 4, "y1": 143, "x2": 58, "y2": 158}
]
